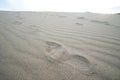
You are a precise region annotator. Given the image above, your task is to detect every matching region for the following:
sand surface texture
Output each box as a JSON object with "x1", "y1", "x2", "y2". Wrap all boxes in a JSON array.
[{"x1": 0, "y1": 11, "x2": 120, "y2": 80}]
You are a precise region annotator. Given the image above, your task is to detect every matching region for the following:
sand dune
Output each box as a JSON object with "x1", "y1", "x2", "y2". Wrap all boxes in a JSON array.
[{"x1": 0, "y1": 11, "x2": 120, "y2": 80}]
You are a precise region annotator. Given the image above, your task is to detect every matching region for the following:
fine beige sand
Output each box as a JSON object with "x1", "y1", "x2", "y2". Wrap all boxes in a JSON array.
[{"x1": 0, "y1": 11, "x2": 120, "y2": 80}]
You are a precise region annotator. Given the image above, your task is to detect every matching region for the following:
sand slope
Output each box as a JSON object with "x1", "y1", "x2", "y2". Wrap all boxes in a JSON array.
[{"x1": 0, "y1": 11, "x2": 120, "y2": 80}]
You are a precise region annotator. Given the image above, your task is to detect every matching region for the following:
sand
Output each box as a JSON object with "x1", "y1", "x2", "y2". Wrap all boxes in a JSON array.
[{"x1": 0, "y1": 11, "x2": 120, "y2": 80}]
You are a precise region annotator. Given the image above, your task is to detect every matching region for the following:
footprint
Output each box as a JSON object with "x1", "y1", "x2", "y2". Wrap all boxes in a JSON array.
[
  {"x1": 65, "y1": 55, "x2": 94, "y2": 75},
  {"x1": 91, "y1": 20, "x2": 110, "y2": 25},
  {"x1": 77, "y1": 17, "x2": 85, "y2": 19},
  {"x1": 45, "y1": 41, "x2": 90, "y2": 67},
  {"x1": 45, "y1": 41, "x2": 70, "y2": 63},
  {"x1": 27, "y1": 25, "x2": 39, "y2": 33},
  {"x1": 18, "y1": 16, "x2": 24, "y2": 20},
  {"x1": 13, "y1": 20, "x2": 22, "y2": 25},
  {"x1": 66, "y1": 55, "x2": 90, "y2": 69},
  {"x1": 45, "y1": 41, "x2": 94, "y2": 75},
  {"x1": 56, "y1": 15, "x2": 66, "y2": 18},
  {"x1": 76, "y1": 23, "x2": 83, "y2": 26},
  {"x1": 58, "y1": 15, "x2": 66, "y2": 18}
]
